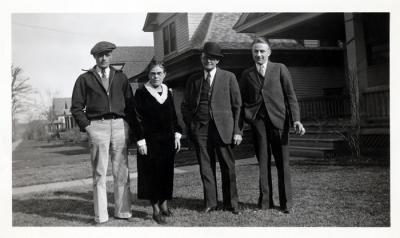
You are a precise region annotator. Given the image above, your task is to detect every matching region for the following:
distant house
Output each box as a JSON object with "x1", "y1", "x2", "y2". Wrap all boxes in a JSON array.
[
  {"x1": 233, "y1": 12, "x2": 389, "y2": 156},
  {"x1": 140, "y1": 12, "x2": 347, "y2": 130},
  {"x1": 48, "y1": 97, "x2": 74, "y2": 133}
]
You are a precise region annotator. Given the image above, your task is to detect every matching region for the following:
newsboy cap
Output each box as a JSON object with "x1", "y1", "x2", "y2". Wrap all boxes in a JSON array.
[
  {"x1": 90, "y1": 41, "x2": 116, "y2": 55},
  {"x1": 202, "y1": 42, "x2": 223, "y2": 58}
]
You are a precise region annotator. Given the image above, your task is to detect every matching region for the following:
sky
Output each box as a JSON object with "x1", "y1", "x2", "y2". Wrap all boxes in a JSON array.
[{"x1": 12, "y1": 13, "x2": 154, "y2": 121}]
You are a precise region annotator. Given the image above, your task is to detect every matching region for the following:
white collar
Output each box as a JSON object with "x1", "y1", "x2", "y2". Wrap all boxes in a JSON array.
[
  {"x1": 95, "y1": 66, "x2": 110, "y2": 77},
  {"x1": 144, "y1": 82, "x2": 168, "y2": 104},
  {"x1": 203, "y1": 68, "x2": 217, "y2": 85},
  {"x1": 256, "y1": 61, "x2": 268, "y2": 70}
]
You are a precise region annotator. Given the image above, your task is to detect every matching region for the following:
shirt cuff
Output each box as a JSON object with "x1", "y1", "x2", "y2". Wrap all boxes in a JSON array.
[
  {"x1": 137, "y1": 139, "x2": 146, "y2": 147},
  {"x1": 175, "y1": 132, "x2": 182, "y2": 140}
]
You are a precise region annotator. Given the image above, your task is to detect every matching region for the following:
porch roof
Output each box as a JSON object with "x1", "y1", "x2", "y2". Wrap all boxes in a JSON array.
[{"x1": 233, "y1": 13, "x2": 345, "y2": 40}]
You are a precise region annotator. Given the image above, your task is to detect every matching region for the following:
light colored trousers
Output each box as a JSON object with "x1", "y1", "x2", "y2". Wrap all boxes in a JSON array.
[{"x1": 86, "y1": 118, "x2": 132, "y2": 223}]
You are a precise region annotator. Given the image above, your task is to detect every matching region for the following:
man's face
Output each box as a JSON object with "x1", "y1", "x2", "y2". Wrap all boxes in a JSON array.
[
  {"x1": 201, "y1": 53, "x2": 220, "y2": 71},
  {"x1": 252, "y1": 43, "x2": 271, "y2": 65},
  {"x1": 94, "y1": 51, "x2": 112, "y2": 69}
]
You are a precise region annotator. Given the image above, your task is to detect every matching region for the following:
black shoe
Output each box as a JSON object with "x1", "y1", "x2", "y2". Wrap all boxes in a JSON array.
[
  {"x1": 152, "y1": 213, "x2": 167, "y2": 225},
  {"x1": 203, "y1": 206, "x2": 217, "y2": 213},
  {"x1": 224, "y1": 207, "x2": 241, "y2": 215},
  {"x1": 160, "y1": 209, "x2": 173, "y2": 217},
  {"x1": 280, "y1": 207, "x2": 291, "y2": 214}
]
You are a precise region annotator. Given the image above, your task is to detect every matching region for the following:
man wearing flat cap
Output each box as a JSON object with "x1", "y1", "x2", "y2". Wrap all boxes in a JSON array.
[
  {"x1": 71, "y1": 41, "x2": 134, "y2": 224},
  {"x1": 181, "y1": 42, "x2": 242, "y2": 215}
]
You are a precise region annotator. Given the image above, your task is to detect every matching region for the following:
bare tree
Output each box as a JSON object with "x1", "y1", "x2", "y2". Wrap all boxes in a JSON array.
[{"x1": 11, "y1": 64, "x2": 34, "y2": 140}]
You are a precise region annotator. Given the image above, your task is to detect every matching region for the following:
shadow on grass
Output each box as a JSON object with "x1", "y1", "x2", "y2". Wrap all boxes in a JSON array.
[
  {"x1": 53, "y1": 148, "x2": 90, "y2": 156},
  {"x1": 131, "y1": 193, "x2": 257, "y2": 212},
  {"x1": 37, "y1": 144, "x2": 66, "y2": 149},
  {"x1": 13, "y1": 190, "x2": 147, "y2": 225}
]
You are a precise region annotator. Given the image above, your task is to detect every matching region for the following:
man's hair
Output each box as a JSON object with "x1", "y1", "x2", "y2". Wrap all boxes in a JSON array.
[{"x1": 251, "y1": 37, "x2": 270, "y2": 48}]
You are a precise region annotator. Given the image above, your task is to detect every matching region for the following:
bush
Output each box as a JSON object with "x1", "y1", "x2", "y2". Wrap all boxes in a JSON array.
[
  {"x1": 23, "y1": 120, "x2": 50, "y2": 141},
  {"x1": 60, "y1": 127, "x2": 88, "y2": 143}
]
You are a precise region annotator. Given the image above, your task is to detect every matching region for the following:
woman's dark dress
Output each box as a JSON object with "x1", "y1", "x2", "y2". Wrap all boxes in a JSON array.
[{"x1": 132, "y1": 85, "x2": 182, "y2": 201}]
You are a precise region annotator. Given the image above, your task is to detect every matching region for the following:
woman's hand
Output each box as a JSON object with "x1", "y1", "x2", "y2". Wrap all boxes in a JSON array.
[
  {"x1": 174, "y1": 138, "x2": 181, "y2": 153},
  {"x1": 138, "y1": 144, "x2": 148, "y2": 155}
]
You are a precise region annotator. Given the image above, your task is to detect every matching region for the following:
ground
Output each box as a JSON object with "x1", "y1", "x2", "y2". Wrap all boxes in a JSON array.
[{"x1": 12, "y1": 140, "x2": 390, "y2": 226}]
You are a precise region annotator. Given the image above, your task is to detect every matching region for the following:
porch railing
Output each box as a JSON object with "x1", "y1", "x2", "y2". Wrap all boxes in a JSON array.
[
  {"x1": 298, "y1": 96, "x2": 351, "y2": 121},
  {"x1": 362, "y1": 86, "x2": 389, "y2": 120}
]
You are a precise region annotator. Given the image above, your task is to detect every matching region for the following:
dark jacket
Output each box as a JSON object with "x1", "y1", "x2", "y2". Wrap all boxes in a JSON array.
[
  {"x1": 239, "y1": 62, "x2": 300, "y2": 130},
  {"x1": 181, "y1": 68, "x2": 242, "y2": 144},
  {"x1": 132, "y1": 85, "x2": 182, "y2": 143},
  {"x1": 71, "y1": 66, "x2": 133, "y2": 132}
]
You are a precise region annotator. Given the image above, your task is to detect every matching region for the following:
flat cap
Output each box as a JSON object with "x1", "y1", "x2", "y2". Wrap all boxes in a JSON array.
[{"x1": 90, "y1": 41, "x2": 116, "y2": 55}]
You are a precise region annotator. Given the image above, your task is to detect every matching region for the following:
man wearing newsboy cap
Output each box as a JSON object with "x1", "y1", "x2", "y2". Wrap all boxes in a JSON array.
[
  {"x1": 182, "y1": 42, "x2": 243, "y2": 215},
  {"x1": 71, "y1": 41, "x2": 134, "y2": 224}
]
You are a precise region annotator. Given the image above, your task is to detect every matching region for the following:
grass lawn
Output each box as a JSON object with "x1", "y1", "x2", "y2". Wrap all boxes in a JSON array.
[
  {"x1": 12, "y1": 140, "x2": 255, "y2": 187},
  {"x1": 12, "y1": 162, "x2": 390, "y2": 226}
]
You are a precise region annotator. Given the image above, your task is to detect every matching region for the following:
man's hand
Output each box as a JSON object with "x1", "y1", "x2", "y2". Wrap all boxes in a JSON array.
[
  {"x1": 175, "y1": 138, "x2": 181, "y2": 152},
  {"x1": 138, "y1": 144, "x2": 148, "y2": 155},
  {"x1": 233, "y1": 134, "x2": 243, "y2": 146},
  {"x1": 294, "y1": 121, "x2": 306, "y2": 136},
  {"x1": 85, "y1": 124, "x2": 93, "y2": 134}
]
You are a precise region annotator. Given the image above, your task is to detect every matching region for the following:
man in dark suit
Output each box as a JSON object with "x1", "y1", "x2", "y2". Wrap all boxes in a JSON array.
[
  {"x1": 239, "y1": 37, "x2": 305, "y2": 214},
  {"x1": 181, "y1": 42, "x2": 242, "y2": 215}
]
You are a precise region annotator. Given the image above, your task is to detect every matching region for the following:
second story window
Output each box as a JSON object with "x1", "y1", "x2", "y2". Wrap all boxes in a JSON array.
[{"x1": 163, "y1": 22, "x2": 177, "y2": 55}]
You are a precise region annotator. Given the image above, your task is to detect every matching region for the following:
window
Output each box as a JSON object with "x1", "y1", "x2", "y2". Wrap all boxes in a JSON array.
[{"x1": 163, "y1": 22, "x2": 177, "y2": 55}]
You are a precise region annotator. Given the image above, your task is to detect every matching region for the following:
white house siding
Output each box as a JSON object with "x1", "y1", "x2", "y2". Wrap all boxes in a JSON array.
[
  {"x1": 153, "y1": 30, "x2": 164, "y2": 61},
  {"x1": 175, "y1": 13, "x2": 190, "y2": 52},
  {"x1": 188, "y1": 13, "x2": 207, "y2": 38},
  {"x1": 152, "y1": 13, "x2": 191, "y2": 61},
  {"x1": 289, "y1": 67, "x2": 346, "y2": 98}
]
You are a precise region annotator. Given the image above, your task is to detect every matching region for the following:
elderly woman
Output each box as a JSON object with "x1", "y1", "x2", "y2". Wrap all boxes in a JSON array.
[{"x1": 131, "y1": 61, "x2": 182, "y2": 225}]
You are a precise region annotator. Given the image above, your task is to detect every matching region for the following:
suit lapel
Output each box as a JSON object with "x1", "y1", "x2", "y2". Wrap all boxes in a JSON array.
[
  {"x1": 210, "y1": 68, "x2": 221, "y2": 100},
  {"x1": 194, "y1": 73, "x2": 203, "y2": 107},
  {"x1": 249, "y1": 66, "x2": 262, "y2": 87},
  {"x1": 263, "y1": 62, "x2": 276, "y2": 90}
]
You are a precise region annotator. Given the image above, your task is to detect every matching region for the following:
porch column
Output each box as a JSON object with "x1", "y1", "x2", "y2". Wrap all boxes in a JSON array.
[{"x1": 344, "y1": 13, "x2": 368, "y2": 124}]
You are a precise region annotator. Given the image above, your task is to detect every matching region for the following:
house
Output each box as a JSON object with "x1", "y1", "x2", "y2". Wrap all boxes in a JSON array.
[
  {"x1": 140, "y1": 13, "x2": 347, "y2": 130},
  {"x1": 48, "y1": 97, "x2": 74, "y2": 133},
  {"x1": 233, "y1": 13, "x2": 389, "y2": 157},
  {"x1": 110, "y1": 46, "x2": 154, "y2": 79}
]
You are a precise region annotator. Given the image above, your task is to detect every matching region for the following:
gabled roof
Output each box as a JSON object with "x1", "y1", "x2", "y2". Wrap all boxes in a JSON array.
[
  {"x1": 190, "y1": 13, "x2": 255, "y2": 50},
  {"x1": 52, "y1": 97, "x2": 71, "y2": 116},
  {"x1": 111, "y1": 46, "x2": 154, "y2": 79}
]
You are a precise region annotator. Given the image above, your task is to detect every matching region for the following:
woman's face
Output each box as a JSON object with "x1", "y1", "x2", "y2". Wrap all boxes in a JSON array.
[{"x1": 148, "y1": 65, "x2": 165, "y2": 88}]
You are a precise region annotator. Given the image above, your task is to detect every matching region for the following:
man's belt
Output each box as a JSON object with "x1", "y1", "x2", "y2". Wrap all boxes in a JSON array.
[{"x1": 90, "y1": 114, "x2": 123, "y2": 121}]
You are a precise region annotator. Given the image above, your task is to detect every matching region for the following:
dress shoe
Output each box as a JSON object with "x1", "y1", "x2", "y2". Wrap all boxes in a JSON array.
[
  {"x1": 152, "y1": 213, "x2": 167, "y2": 225},
  {"x1": 224, "y1": 207, "x2": 241, "y2": 215},
  {"x1": 203, "y1": 206, "x2": 217, "y2": 213},
  {"x1": 160, "y1": 209, "x2": 173, "y2": 217},
  {"x1": 92, "y1": 220, "x2": 108, "y2": 226},
  {"x1": 280, "y1": 207, "x2": 292, "y2": 214}
]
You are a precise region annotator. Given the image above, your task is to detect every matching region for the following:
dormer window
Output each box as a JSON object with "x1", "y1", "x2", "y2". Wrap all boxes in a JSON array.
[{"x1": 163, "y1": 22, "x2": 177, "y2": 56}]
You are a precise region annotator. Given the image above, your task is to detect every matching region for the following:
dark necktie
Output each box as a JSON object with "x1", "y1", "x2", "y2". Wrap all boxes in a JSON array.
[
  {"x1": 100, "y1": 68, "x2": 109, "y2": 90},
  {"x1": 206, "y1": 72, "x2": 211, "y2": 86},
  {"x1": 101, "y1": 68, "x2": 106, "y2": 80},
  {"x1": 259, "y1": 64, "x2": 265, "y2": 77}
]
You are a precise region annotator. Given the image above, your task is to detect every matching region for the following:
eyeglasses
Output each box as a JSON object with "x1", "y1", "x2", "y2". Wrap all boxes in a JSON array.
[{"x1": 201, "y1": 55, "x2": 219, "y2": 61}]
